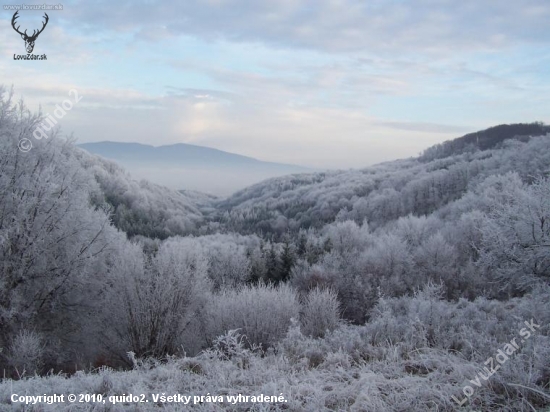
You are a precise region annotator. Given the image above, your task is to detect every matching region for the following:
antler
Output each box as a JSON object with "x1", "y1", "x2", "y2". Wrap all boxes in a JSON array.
[
  {"x1": 29, "y1": 13, "x2": 49, "y2": 39},
  {"x1": 11, "y1": 11, "x2": 27, "y2": 37}
]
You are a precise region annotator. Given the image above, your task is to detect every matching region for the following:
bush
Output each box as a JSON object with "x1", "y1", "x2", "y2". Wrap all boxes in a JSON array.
[
  {"x1": 8, "y1": 330, "x2": 44, "y2": 377},
  {"x1": 206, "y1": 283, "x2": 300, "y2": 350},
  {"x1": 301, "y1": 287, "x2": 341, "y2": 338},
  {"x1": 110, "y1": 239, "x2": 210, "y2": 360}
]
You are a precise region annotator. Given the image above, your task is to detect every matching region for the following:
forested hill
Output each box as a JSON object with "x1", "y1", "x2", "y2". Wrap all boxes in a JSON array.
[
  {"x1": 78, "y1": 151, "x2": 205, "y2": 239},
  {"x1": 0, "y1": 92, "x2": 205, "y2": 241},
  {"x1": 420, "y1": 122, "x2": 550, "y2": 161},
  {"x1": 213, "y1": 123, "x2": 550, "y2": 237},
  {"x1": 80, "y1": 121, "x2": 549, "y2": 240}
]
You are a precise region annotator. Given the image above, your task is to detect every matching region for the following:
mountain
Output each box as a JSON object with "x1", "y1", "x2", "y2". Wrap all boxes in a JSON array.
[
  {"x1": 420, "y1": 122, "x2": 550, "y2": 161},
  {"x1": 77, "y1": 141, "x2": 309, "y2": 196},
  {"x1": 214, "y1": 123, "x2": 550, "y2": 236}
]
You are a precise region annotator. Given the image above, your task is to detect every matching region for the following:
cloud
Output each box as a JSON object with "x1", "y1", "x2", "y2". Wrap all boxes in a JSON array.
[
  {"x1": 24, "y1": 80, "x2": 452, "y2": 169},
  {"x1": 165, "y1": 86, "x2": 236, "y2": 103},
  {"x1": 2, "y1": 0, "x2": 549, "y2": 172},
  {"x1": 65, "y1": 0, "x2": 550, "y2": 55},
  {"x1": 375, "y1": 121, "x2": 472, "y2": 134}
]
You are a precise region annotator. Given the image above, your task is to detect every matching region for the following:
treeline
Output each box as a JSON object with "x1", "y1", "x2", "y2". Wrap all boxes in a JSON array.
[
  {"x1": 212, "y1": 130, "x2": 550, "y2": 238},
  {"x1": 419, "y1": 122, "x2": 550, "y2": 161}
]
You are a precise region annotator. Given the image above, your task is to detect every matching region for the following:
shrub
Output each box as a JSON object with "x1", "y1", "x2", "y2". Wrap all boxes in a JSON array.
[
  {"x1": 8, "y1": 330, "x2": 44, "y2": 377},
  {"x1": 206, "y1": 283, "x2": 300, "y2": 350},
  {"x1": 301, "y1": 287, "x2": 341, "y2": 338}
]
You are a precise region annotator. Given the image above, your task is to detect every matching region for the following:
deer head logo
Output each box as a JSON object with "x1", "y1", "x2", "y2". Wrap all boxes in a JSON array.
[{"x1": 11, "y1": 11, "x2": 49, "y2": 54}]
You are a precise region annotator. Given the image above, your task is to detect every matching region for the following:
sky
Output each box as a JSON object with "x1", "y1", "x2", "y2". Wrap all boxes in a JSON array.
[{"x1": 1, "y1": 0, "x2": 549, "y2": 169}]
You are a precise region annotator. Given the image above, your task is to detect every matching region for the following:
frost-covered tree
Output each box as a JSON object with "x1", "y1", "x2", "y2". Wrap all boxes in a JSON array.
[
  {"x1": 0, "y1": 87, "x2": 126, "y2": 370},
  {"x1": 110, "y1": 238, "x2": 210, "y2": 360},
  {"x1": 364, "y1": 233, "x2": 413, "y2": 296},
  {"x1": 477, "y1": 174, "x2": 550, "y2": 295}
]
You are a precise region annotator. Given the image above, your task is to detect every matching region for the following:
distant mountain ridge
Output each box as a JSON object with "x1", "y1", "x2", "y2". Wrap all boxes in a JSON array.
[
  {"x1": 78, "y1": 141, "x2": 305, "y2": 169},
  {"x1": 78, "y1": 141, "x2": 309, "y2": 196}
]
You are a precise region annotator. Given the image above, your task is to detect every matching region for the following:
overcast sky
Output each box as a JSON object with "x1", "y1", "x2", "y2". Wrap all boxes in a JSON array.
[{"x1": 1, "y1": 0, "x2": 549, "y2": 168}]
